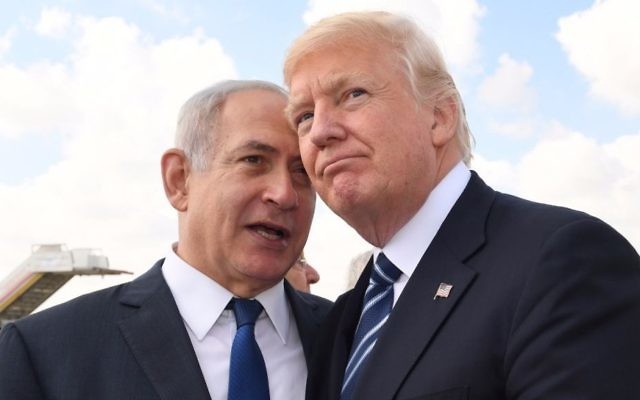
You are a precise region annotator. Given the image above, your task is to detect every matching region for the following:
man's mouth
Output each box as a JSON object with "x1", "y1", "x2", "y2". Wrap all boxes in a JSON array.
[
  {"x1": 318, "y1": 154, "x2": 362, "y2": 177},
  {"x1": 248, "y1": 223, "x2": 290, "y2": 240}
]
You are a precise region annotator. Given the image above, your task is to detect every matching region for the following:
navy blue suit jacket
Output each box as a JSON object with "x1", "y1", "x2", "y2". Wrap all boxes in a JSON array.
[
  {"x1": 0, "y1": 259, "x2": 332, "y2": 399},
  {"x1": 306, "y1": 172, "x2": 640, "y2": 400}
]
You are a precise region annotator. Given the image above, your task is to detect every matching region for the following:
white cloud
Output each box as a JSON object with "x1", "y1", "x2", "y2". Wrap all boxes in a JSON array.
[
  {"x1": 35, "y1": 7, "x2": 72, "y2": 38},
  {"x1": 0, "y1": 28, "x2": 15, "y2": 58},
  {"x1": 556, "y1": 0, "x2": 640, "y2": 115},
  {"x1": 477, "y1": 53, "x2": 536, "y2": 112},
  {"x1": 0, "y1": 9, "x2": 237, "y2": 308},
  {"x1": 431, "y1": 0, "x2": 486, "y2": 68},
  {"x1": 473, "y1": 125, "x2": 640, "y2": 253},
  {"x1": 0, "y1": 14, "x2": 236, "y2": 140},
  {"x1": 0, "y1": 61, "x2": 73, "y2": 138},
  {"x1": 469, "y1": 154, "x2": 518, "y2": 193},
  {"x1": 138, "y1": 0, "x2": 190, "y2": 24},
  {"x1": 488, "y1": 119, "x2": 536, "y2": 139},
  {"x1": 302, "y1": 0, "x2": 485, "y2": 69}
]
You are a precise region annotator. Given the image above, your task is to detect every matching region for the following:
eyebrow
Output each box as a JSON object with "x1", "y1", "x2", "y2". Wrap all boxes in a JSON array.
[
  {"x1": 284, "y1": 95, "x2": 309, "y2": 124},
  {"x1": 231, "y1": 140, "x2": 303, "y2": 163},
  {"x1": 233, "y1": 140, "x2": 278, "y2": 154},
  {"x1": 285, "y1": 71, "x2": 376, "y2": 122}
]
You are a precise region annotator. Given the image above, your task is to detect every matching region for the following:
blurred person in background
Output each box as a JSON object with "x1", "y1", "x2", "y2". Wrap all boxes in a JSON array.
[
  {"x1": 286, "y1": 251, "x2": 320, "y2": 293},
  {"x1": 346, "y1": 250, "x2": 372, "y2": 289}
]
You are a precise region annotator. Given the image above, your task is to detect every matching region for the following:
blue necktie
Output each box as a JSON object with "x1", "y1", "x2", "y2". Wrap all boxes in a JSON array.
[
  {"x1": 228, "y1": 298, "x2": 270, "y2": 400},
  {"x1": 341, "y1": 253, "x2": 402, "y2": 400}
]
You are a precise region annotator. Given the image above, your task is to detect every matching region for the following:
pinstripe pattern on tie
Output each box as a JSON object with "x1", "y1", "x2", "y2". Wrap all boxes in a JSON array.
[{"x1": 341, "y1": 253, "x2": 401, "y2": 400}]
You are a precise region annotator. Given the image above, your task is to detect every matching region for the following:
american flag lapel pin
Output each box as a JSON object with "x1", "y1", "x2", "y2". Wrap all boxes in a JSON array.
[{"x1": 434, "y1": 282, "x2": 453, "y2": 300}]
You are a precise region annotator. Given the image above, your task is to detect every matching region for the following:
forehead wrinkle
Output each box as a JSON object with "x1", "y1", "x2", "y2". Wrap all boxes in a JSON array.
[
  {"x1": 318, "y1": 71, "x2": 375, "y2": 96},
  {"x1": 286, "y1": 70, "x2": 377, "y2": 120}
]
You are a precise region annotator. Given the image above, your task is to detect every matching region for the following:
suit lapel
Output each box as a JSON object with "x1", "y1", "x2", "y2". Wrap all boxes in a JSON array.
[
  {"x1": 117, "y1": 261, "x2": 211, "y2": 400},
  {"x1": 354, "y1": 172, "x2": 495, "y2": 399},
  {"x1": 285, "y1": 281, "x2": 327, "y2": 365},
  {"x1": 356, "y1": 249, "x2": 476, "y2": 399},
  {"x1": 326, "y1": 259, "x2": 374, "y2": 400}
]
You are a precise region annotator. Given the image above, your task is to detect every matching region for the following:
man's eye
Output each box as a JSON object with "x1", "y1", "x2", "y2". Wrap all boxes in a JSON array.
[
  {"x1": 294, "y1": 171, "x2": 311, "y2": 185},
  {"x1": 297, "y1": 112, "x2": 314, "y2": 126},
  {"x1": 292, "y1": 163, "x2": 311, "y2": 181},
  {"x1": 243, "y1": 155, "x2": 262, "y2": 164},
  {"x1": 294, "y1": 165, "x2": 308, "y2": 175},
  {"x1": 349, "y1": 88, "x2": 366, "y2": 98}
]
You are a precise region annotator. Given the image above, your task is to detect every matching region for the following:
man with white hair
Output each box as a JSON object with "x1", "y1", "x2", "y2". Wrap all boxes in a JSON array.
[{"x1": 284, "y1": 11, "x2": 640, "y2": 400}]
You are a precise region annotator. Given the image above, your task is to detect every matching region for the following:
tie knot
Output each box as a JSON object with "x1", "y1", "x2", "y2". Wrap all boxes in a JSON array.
[
  {"x1": 371, "y1": 253, "x2": 402, "y2": 286},
  {"x1": 231, "y1": 298, "x2": 263, "y2": 327}
]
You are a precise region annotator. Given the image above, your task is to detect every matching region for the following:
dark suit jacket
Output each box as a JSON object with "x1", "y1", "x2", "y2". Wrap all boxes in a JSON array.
[
  {"x1": 306, "y1": 172, "x2": 640, "y2": 400},
  {"x1": 0, "y1": 259, "x2": 332, "y2": 400}
]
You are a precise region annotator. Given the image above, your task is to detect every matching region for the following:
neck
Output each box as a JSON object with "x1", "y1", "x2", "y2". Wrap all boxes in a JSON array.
[
  {"x1": 174, "y1": 238, "x2": 277, "y2": 299},
  {"x1": 351, "y1": 212, "x2": 414, "y2": 248},
  {"x1": 347, "y1": 154, "x2": 462, "y2": 248}
]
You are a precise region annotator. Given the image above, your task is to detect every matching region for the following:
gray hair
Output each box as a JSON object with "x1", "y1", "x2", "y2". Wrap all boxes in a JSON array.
[
  {"x1": 284, "y1": 11, "x2": 474, "y2": 164},
  {"x1": 175, "y1": 79, "x2": 288, "y2": 171}
]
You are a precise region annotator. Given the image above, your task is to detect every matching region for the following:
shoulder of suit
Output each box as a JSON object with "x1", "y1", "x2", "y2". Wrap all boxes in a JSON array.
[
  {"x1": 9, "y1": 264, "x2": 154, "y2": 335},
  {"x1": 486, "y1": 191, "x2": 637, "y2": 263},
  {"x1": 293, "y1": 291, "x2": 334, "y2": 315},
  {"x1": 492, "y1": 190, "x2": 598, "y2": 228},
  {"x1": 12, "y1": 282, "x2": 127, "y2": 330},
  {"x1": 473, "y1": 172, "x2": 595, "y2": 228}
]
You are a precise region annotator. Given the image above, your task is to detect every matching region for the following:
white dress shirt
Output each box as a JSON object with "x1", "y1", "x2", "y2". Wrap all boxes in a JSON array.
[
  {"x1": 374, "y1": 161, "x2": 471, "y2": 305},
  {"x1": 162, "y1": 247, "x2": 307, "y2": 400}
]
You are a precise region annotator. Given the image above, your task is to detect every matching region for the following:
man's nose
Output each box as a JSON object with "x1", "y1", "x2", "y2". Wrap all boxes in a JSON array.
[
  {"x1": 262, "y1": 170, "x2": 299, "y2": 210},
  {"x1": 305, "y1": 263, "x2": 320, "y2": 285},
  {"x1": 308, "y1": 106, "x2": 347, "y2": 148}
]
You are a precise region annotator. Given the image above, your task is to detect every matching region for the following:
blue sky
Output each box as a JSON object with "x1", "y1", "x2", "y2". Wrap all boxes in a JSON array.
[{"x1": 1, "y1": 0, "x2": 638, "y2": 303}]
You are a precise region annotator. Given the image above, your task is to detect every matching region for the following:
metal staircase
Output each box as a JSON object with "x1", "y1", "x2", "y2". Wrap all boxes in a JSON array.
[
  {"x1": 0, "y1": 273, "x2": 72, "y2": 321},
  {"x1": 0, "y1": 244, "x2": 131, "y2": 326}
]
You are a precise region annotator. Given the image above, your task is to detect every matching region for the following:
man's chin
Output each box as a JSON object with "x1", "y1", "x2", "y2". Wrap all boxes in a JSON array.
[
  {"x1": 323, "y1": 174, "x2": 365, "y2": 205},
  {"x1": 240, "y1": 257, "x2": 292, "y2": 281}
]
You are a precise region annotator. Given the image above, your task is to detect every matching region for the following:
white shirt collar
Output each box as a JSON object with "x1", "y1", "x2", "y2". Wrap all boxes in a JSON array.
[
  {"x1": 374, "y1": 161, "x2": 471, "y2": 278},
  {"x1": 162, "y1": 245, "x2": 290, "y2": 343}
]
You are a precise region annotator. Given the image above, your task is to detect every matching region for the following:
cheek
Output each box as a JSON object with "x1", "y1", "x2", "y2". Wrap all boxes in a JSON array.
[
  {"x1": 214, "y1": 192, "x2": 246, "y2": 232},
  {"x1": 299, "y1": 140, "x2": 317, "y2": 175},
  {"x1": 297, "y1": 198, "x2": 315, "y2": 229}
]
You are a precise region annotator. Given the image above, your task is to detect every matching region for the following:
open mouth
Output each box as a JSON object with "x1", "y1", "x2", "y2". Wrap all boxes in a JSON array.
[{"x1": 248, "y1": 223, "x2": 290, "y2": 240}]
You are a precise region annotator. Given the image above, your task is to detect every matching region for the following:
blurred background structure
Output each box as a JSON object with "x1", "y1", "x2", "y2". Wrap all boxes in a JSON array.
[{"x1": 0, "y1": 244, "x2": 130, "y2": 327}]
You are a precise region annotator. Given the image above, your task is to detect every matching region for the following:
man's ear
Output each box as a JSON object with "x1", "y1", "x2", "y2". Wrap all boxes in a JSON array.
[
  {"x1": 430, "y1": 97, "x2": 458, "y2": 148},
  {"x1": 161, "y1": 149, "x2": 190, "y2": 212}
]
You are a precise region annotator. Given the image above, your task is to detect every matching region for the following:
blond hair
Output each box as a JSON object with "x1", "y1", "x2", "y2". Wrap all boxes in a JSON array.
[{"x1": 284, "y1": 11, "x2": 473, "y2": 164}]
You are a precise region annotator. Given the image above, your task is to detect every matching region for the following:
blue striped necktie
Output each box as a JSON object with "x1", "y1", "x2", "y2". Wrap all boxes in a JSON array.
[
  {"x1": 228, "y1": 298, "x2": 270, "y2": 400},
  {"x1": 341, "y1": 252, "x2": 402, "y2": 400}
]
